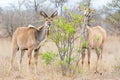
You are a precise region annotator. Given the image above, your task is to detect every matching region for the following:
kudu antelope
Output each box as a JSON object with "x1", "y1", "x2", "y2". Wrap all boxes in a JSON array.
[
  {"x1": 81, "y1": 25, "x2": 106, "y2": 73},
  {"x1": 9, "y1": 10, "x2": 58, "y2": 72}
]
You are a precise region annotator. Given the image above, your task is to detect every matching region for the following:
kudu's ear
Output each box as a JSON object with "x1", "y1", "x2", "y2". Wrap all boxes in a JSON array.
[
  {"x1": 51, "y1": 11, "x2": 58, "y2": 18},
  {"x1": 40, "y1": 11, "x2": 48, "y2": 18}
]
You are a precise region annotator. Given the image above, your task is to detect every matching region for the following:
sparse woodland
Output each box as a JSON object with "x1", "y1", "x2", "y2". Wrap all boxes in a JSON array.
[
  {"x1": 0, "y1": 0, "x2": 120, "y2": 80},
  {"x1": 0, "y1": 0, "x2": 119, "y2": 37}
]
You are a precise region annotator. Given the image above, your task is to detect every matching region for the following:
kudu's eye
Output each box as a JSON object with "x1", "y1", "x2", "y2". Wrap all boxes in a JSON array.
[{"x1": 46, "y1": 19, "x2": 48, "y2": 21}]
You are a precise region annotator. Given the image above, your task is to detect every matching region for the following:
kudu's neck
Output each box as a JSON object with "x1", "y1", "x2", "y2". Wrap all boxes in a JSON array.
[
  {"x1": 36, "y1": 24, "x2": 50, "y2": 42},
  {"x1": 39, "y1": 24, "x2": 49, "y2": 34}
]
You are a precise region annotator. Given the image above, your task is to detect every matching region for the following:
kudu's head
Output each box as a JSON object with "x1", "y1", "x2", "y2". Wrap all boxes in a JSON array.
[{"x1": 40, "y1": 10, "x2": 58, "y2": 29}]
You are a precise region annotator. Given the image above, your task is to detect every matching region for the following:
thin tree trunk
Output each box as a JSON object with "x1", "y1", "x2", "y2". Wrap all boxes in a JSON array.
[{"x1": 60, "y1": 2, "x2": 63, "y2": 16}]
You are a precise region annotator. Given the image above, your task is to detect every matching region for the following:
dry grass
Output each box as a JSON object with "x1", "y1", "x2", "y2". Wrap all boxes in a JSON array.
[{"x1": 0, "y1": 36, "x2": 120, "y2": 80}]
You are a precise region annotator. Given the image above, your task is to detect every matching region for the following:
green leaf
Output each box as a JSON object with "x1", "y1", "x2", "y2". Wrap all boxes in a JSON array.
[
  {"x1": 63, "y1": 6, "x2": 68, "y2": 11},
  {"x1": 59, "y1": 48, "x2": 68, "y2": 53},
  {"x1": 41, "y1": 52, "x2": 57, "y2": 64},
  {"x1": 81, "y1": 41, "x2": 88, "y2": 48},
  {"x1": 90, "y1": 19, "x2": 96, "y2": 23}
]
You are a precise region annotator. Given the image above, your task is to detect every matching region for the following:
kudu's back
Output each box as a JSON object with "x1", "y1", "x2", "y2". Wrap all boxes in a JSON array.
[
  {"x1": 12, "y1": 27, "x2": 37, "y2": 49},
  {"x1": 87, "y1": 26, "x2": 106, "y2": 49}
]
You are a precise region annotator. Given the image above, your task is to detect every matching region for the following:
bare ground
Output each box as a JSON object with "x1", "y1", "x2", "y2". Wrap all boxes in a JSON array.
[{"x1": 0, "y1": 36, "x2": 120, "y2": 80}]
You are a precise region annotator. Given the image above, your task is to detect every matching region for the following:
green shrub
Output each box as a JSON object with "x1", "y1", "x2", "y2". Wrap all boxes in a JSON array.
[
  {"x1": 49, "y1": 8, "x2": 83, "y2": 75},
  {"x1": 41, "y1": 51, "x2": 57, "y2": 65}
]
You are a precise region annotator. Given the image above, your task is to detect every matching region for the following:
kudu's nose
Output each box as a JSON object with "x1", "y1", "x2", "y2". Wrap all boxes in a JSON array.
[{"x1": 48, "y1": 22, "x2": 51, "y2": 26}]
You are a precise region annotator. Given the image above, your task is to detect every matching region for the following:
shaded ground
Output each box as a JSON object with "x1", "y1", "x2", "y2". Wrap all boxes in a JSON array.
[{"x1": 0, "y1": 36, "x2": 120, "y2": 80}]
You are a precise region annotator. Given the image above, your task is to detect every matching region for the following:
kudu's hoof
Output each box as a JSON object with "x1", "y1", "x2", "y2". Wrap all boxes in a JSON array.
[
  {"x1": 94, "y1": 71, "x2": 99, "y2": 74},
  {"x1": 94, "y1": 71, "x2": 102, "y2": 75}
]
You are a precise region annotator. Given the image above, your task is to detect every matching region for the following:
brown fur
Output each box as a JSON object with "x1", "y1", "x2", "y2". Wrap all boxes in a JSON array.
[
  {"x1": 81, "y1": 25, "x2": 106, "y2": 73},
  {"x1": 9, "y1": 11, "x2": 58, "y2": 72}
]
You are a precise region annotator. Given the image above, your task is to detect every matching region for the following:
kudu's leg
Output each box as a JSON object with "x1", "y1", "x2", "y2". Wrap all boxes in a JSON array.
[
  {"x1": 19, "y1": 49, "x2": 25, "y2": 71},
  {"x1": 27, "y1": 48, "x2": 33, "y2": 72},
  {"x1": 88, "y1": 47, "x2": 91, "y2": 71},
  {"x1": 100, "y1": 40, "x2": 105, "y2": 60},
  {"x1": 34, "y1": 48, "x2": 40, "y2": 73},
  {"x1": 95, "y1": 48, "x2": 100, "y2": 73},
  {"x1": 100, "y1": 44, "x2": 104, "y2": 60},
  {"x1": 81, "y1": 49, "x2": 86, "y2": 69},
  {"x1": 9, "y1": 45, "x2": 18, "y2": 71}
]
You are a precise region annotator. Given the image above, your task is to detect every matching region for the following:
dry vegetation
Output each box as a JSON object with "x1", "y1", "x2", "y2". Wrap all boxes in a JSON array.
[
  {"x1": 0, "y1": 36, "x2": 120, "y2": 80},
  {"x1": 0, "y1": 0, "x2": 119, "y2": 79}
]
